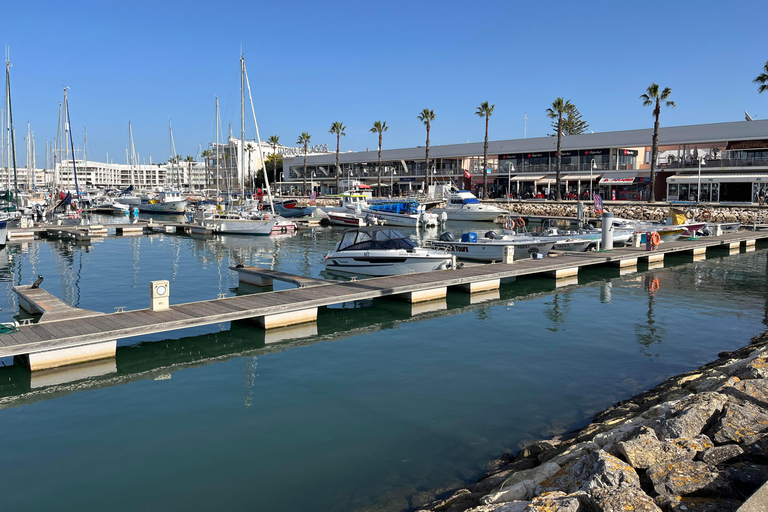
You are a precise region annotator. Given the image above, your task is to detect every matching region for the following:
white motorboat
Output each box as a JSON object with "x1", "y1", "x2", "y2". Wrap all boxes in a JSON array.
[
  {"x1": 0, "y1": 213, "x2": 8, "y2": 246},
  {"x1": 324, "y1": 227, "x2": 456, "y2": 276},
  {"x1": 138, "y1": 190, "x2": 188, "y2": 214},
  {"x1": 200, "y1": 212, "x2": 297, "y2": 236},
  {"x1": 336, "y1": 193, "x2": 438, "y2": 228},
  {"x1": 430, "y1": 232, "x2": 555, "y2": 262},
  {"x1": 430, "y1": 190, "x2": 508, "y2": 221},
  {"x1": 327, "y1": 210, "x2": 382, "y2": 227}
]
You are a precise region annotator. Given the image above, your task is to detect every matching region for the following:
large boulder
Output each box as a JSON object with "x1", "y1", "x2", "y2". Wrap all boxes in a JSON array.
[
  {"x1": 709, "y1": 401, "x2": 768, "y2": 444},
  {"x1": 698, "y1": 444, "x2": 744, "y2": 465},
  {"x1": 655, "y1": 495, "x2": 742, "y2": 512},
  {"x1": 731, "y1": 378, "x2": 768, "y2": 403},
  {"x1": 481, "y1": 463, "x2": 560, "y2": 504},
  {"x1": 591, "y1": 487, "x2": 660, "y2": 512},
  {"x1": 733, "y1": 356, "x2": 768, "y2": 380},
  {"x1": 645, "y1": 460, "x2": 725, "y2": 497},
  {"x1": 524, "y1": 491, "x2": 592, "y2": 512},
  {"x1": 536, "y1": 450, "x2": 642, "y2": 495},
  {"x1": 617, "y1": 427, "x2": 710, "y2": 469},
  {"x1": 652, "y1": 392, "x2": 727, "y2": 440}
]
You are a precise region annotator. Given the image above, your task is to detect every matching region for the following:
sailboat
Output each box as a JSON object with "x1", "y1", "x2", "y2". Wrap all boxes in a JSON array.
[{"x1": 198, "y1": 55, "x2": 296, "y2": 236}]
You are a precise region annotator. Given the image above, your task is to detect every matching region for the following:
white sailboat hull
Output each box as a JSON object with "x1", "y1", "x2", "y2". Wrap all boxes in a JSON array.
[{"x1": 430, "y1": 239, "x2": 555, "y2": 261}]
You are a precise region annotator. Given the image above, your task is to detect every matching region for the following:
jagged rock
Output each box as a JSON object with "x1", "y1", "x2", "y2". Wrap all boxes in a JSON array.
[
  {"x1": 720, "y1": 462, "x2": 768, "y2": 497},
  {"x1": 645, "y1": 460, "x2": 723, "y2": 497},
  {"x1": 740, "y1": 432, "x2": 768, "y2": 463},
  {"x1": 464, "y1": 502, "x2": 530, "y2": 512},
  {"x1": 517, "y1": 440, "x2": 559, "y2": 460},
  {"x1": 591, "y1": 486, "x2": 660, "y2": 511},
  {"x1": 655, "y1": 495, "x2": 742, "y2": 512},
  {"x1": 425, "y1": 488, "x2": 476, "y2": 511},
  {"x1": 525, "y1": 491, "x2": 592, "y2": 512},
  {"x1": 733, "y1": 357, "x2": 768, "y2": 380},
  {"x1": 684, "y1": 371, "x2": 737, "y2": 393},
  {"x1": 473, "y1": 459, "x2": 541, "y2": 493},
  {"x1": 541, "y1": 441, "x2": 599, "y2": 467},
  {"x1": 709, "y1": 401, "x2": 768, "y2": 444},
  {"x1": 537, "y1": 450, "x2": 641, "y2": 495},
  {"x1": 699, "y1": 444, "x2": 744, "y2": 465},
  {"x1": 652, "y1": 392, "x2": 727, "y2": 439},
  {"x1": 731, "y1": 378, "x2": 768, "y2": 404},
  {"x1": 717, "y1": 347, "x2": 768, "y2": 377},
  {"x1": 619, "y1": 427, "x2": 687, "y2": 469},
  {"x1": 593, "y1": 423, "x2": 641, "y2": 447},
  {"x1": 481, "y1": 463, "x2": 560, "y2": 504}
]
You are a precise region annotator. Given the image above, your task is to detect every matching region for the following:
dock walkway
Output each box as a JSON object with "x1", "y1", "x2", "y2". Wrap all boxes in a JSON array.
[{"x1": 1, "y1": 230, "x2": 766, "y2": 370}]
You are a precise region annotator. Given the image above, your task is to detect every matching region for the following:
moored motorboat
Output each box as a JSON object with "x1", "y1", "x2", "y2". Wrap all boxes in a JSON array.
[
  {"x1": 429, "y1": 232, "x2": 555, "y2": 262},
  {"x1": 430, "y1": 190, "x2": 508, "y2": 221},
  {"x1": 138, "y1": 190, "x2": 188, "y2": 214},
  {"x1": 324, "y1": 227, "x2": 456, "y2": 276}
]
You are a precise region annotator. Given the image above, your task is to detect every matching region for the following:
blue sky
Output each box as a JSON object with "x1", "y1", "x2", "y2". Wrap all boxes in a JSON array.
[{"x1": 3, "y1": 0, "x2": 767, "y2": 166}]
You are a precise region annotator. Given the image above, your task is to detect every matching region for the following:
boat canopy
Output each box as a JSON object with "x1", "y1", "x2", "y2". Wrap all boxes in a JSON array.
[{"x1": 338, "y1": 228, "x2": 417, "y2": 251}]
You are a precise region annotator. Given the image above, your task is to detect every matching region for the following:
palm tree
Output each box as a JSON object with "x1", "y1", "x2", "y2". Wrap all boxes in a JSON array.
[
  {"x1": 267, "y1": 135, "x2": 280, "y2": 187},
  {"x1": 184, "y1": 155, "x2": 194, "y2": 191},
  {"x1": 475, "y1": 102, "x2": 495, "y2": 199},
  {"x1": 201, "y1": 149, "x2": 212, "y2": 188},
  {"x1": 641, "y1": 84, "x2": 675, "y2": 203},
  {"x1": 244, "y1": 143, "x2": 256, "y2": 192},
  {"x1": 369, "y1": 121, "x2": 388, "y2": 197},
  {"x1": 546, "y1": 98, "x2": 574, "y2": 201},
  {"x1": 329, "y1": 122, "x2": 346, "y2": 193},
  {"x1": 296, "y1": 132, "x2": 311, "y2": 196},
  {"x1": 754, "y1": 60, "x2": 768, "y2": 94},
  {"x1": 417, "y1": 108, "x2": 435, "y2": 189}
]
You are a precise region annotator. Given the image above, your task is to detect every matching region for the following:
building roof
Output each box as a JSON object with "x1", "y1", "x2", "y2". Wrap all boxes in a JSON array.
[{"x1": 288, "y1": 119, "x2": 768, "y2": 167}]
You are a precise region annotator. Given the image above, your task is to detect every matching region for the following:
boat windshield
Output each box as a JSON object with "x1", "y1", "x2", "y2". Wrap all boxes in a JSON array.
[
  {"x1": 338, "y1": 229, "x2": 417, "y2": 251},
  {"x1": 462, "y1": 197, "x2": 481, "y2": 204}
]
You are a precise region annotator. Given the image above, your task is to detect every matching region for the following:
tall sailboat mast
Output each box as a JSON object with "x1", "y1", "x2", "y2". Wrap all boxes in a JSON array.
[
  {"x1": 243, "y1": 56, "x2": 275, "y2": 215},
  {"x1": 63, "y1": 88, "x2": 80, "y2": 201},
  {"x1": 6, "y1": 51, "x2": 18, "y2": 200},
  {"x1": 240, "y1": 54, "x2": 245, "y2": 193},
  {"x1": 215, "y1": 97, "x2": 220, "y2": 208}
]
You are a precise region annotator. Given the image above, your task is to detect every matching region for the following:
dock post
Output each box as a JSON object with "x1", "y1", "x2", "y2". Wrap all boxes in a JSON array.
[{"x1": 150, "y1": 280, "x2": 170, "y2": 311}]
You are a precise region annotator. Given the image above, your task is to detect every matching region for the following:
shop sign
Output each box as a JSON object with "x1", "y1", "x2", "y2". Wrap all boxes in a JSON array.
[
  {"x1": 725, "y1": 139, "x2": 768, "y2": 150},
  {"x1": 583, "y1": 148, "x2": 609, "y2": 156}
]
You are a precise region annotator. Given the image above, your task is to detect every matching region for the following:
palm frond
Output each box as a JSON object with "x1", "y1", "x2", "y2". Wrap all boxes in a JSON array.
[{"x1": 666, "y1": 101, "x2": 676, "y2": 108}]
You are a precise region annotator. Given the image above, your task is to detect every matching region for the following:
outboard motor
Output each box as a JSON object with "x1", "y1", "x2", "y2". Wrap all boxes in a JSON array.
[
  {"x1": 439, "y1": 231, "x2": 455, "y2": 242},
  {"x1": 484, "y1": 230, "x2": 503, "y2": 240}
]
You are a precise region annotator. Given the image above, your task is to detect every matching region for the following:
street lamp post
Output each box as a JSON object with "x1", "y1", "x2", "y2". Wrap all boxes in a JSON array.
[
  {"x1": 507, "y1": 163, "x2": 515, "y2": 206},
  {"x1": 590, "y1": 159, "x2": 596, "y2": 200},
  {"x1": 390, "y1": 168, "x2": 396, "y2": 196}
]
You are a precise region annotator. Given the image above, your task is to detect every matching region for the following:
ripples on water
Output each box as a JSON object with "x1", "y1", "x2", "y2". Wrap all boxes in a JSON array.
[{"x1": 0, "y1": 218, "x2": 766, "y2": 512}]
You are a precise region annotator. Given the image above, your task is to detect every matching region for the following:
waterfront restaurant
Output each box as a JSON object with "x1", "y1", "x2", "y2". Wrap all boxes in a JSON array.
[{"x1": 281, "y1": 119, "x2": 768, "y2": 203}]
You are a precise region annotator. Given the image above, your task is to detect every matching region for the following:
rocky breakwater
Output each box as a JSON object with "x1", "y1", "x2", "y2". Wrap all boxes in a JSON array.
[
  {"x1": 414, "y1": 330, "x2": 768, "y2": 512},
  {"x1": 496, "y1": 202, "x2": 764, "y2": 225}
]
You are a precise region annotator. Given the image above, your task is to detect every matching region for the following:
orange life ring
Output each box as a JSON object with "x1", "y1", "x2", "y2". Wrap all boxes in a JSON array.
[
  {"x1": 650, "y1": 278, "x2": 660, "y2": 292},
  {"x1": 504, "y1": 218, "x2": 513, "y2": 230},
  {"x1": 516, "y1": 217, "x2": 525, "y2": 228},
  {"x1": 702, "y1": 210, "x2": 712, "y2": 220},
  {"x1": 650, "y1": 231, "x2": 661, "y2": 247},
  {"x1": 257, "y1": 203, "x2": 263, "y2": 210}
]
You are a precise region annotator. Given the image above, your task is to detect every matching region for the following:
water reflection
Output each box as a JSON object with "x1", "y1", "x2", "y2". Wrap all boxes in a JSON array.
[{"x1": 634, "y1": 274, "x2": 665, "y2": 357}]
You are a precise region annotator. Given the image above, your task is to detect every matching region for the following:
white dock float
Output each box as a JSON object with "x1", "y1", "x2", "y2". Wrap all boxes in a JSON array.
[
  {"x1": 457, "y1": 279, "x2": 500, "y2": 293},
  {"x1": 398, "y1": 287, "x2": 447, "y2": 303},
  {"x1": 547, "y1": 267, "x2": 579, "y2": 279},
  {"x1": 255, "y1": 308, "x2": 318, "y2": 329}
]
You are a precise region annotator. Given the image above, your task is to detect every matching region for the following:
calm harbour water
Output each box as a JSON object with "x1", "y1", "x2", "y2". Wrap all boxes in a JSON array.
[{"x1": 0, "y1": 218, "x2": 766, "y2": 511}]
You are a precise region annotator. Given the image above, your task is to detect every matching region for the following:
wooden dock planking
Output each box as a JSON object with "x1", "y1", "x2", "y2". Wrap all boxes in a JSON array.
[{"x1": 0, "y1": 230, "x2": 765, "y2": 363}]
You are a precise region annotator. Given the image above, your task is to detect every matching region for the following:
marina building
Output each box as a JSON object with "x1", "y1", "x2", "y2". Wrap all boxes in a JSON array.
[{"x1": 281, "y1": 119, "x2": 768, "y2": 203}]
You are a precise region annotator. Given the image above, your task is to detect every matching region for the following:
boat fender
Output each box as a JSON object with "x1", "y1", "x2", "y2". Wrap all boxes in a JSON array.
[
  {"x1": 265, "y1": 214, "x2": 269, "y2": 220},
  {"x1": 281, "y1": 226, "x2": 287, "y2": 233},
  {"x1": 516, "y1": 217, "x2": 526, "y2": 228},
  {"x1": 702, "y1": 210, "x2": 712, "y2": 220},
  {"x1": 258, "y1": 203, "x2": 263, "y2": 210},
  {"x1": 650, "y1": 231, "x2": 661, "y2": 247}
]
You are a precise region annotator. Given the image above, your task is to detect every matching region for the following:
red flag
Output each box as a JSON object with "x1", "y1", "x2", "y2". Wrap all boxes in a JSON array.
[{"x1": 463, "y1": 169, "x2": 472, "y2": 179}]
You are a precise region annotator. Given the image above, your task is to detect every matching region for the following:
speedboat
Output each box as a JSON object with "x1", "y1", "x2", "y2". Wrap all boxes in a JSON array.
[
  {"x1": 324, "y1": 227, "x2": 456, "y2": 276},
  {"x1": 430, "y1": 190, "x2": 508, "y2": 221},
  {"x1": 430, "y1": 231, "x2": 555, "y2": 262},
  {"x1": 197, "y1": 211, "x2": 297, "y2": 236}
]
